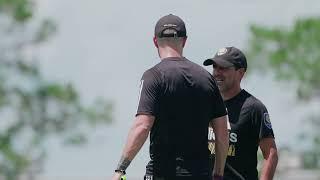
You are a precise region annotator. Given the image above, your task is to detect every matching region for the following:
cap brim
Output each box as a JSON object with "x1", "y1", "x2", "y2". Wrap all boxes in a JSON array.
[
  {"x1": 203, "y1": 57, "x2": 233, "y2": 67},
  {"x1": 203, "y1": 59, "x2": 214, "y2": 66}
]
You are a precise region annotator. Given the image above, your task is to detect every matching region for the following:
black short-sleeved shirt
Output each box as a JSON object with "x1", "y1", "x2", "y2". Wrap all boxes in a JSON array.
[
  {"x1": 136, "y1": 57, "x2": 227, "y2": 178},
  {"x1": 208, "y1": 90, "x2": 274, "y2": 180}
]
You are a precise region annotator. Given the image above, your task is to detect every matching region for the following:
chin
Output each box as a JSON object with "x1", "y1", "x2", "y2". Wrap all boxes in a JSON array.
[{"x1": 218, "y1": 86, "x2": 224, "y2": 92}]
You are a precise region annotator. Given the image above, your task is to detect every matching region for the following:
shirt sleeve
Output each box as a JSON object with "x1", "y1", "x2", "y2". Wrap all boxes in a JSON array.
[
  {"x1": 209, "y1": 78, "x2": 228, "y2": 119},
  {"x1": 252, "y1": 102, "x2": 275, "y2": 140},
  {"x1": 136, "y1": 68, "x2": 162, "y2": 116}
]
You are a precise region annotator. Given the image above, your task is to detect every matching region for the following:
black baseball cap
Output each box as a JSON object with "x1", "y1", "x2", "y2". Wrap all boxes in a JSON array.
[
  {"x1": 203, "y1": 47, "x2": 247, "y2": 70},
  {"x1": 154, "y1": 14, "x2": 187, "y2": 38}
]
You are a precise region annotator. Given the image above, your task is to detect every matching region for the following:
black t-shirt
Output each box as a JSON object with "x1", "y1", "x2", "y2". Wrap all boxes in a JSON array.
[
  {"x1": 208, "y1": 90, "x2": 274, "y2": 180},
  {"x1": 136, "y1": 57, "x2": 227, "y2": 177}
]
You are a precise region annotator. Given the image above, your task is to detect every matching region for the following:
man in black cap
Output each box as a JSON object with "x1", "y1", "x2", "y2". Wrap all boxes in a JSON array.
[
  {"x1": 111, "y1": 14, "x2": 229, "y2": 180},
  {"x1": 204, "y1": 47, "x2": 278, "y2": 180}
]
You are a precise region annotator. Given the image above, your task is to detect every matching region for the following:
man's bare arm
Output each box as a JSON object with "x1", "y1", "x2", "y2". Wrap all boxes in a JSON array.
[
  {"x1": 112, "y1": 114, "x2": 154, "y2": 179},
  {"x1": 259, "y1": 138, "x2": 278, "y2": 180},
  {"x1": 210, "y1": 115, "x2": 229, "y2": 176}
]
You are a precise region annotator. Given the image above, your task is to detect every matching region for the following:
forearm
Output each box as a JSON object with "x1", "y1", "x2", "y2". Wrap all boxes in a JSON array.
[
  {"x1": 115, "y1": 128, "x2": 148, "y2": 172},
  {"x1": 122, "y1": 122, "x2": 150, "y2": 161},
  {"x1": 116, "y1": 116, "x2": 153, "y2": 172},
  {"x1": 213, "y1": 135, "x2": 229, "y2": 175},
  {"x1": 211, "y1": 116, "x2": 229, "y2": 176},
  {"x1": 260, "y1": 148, "x2": 278, "y2": 180}
]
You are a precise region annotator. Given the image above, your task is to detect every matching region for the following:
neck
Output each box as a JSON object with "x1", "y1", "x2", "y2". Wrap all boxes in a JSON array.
[
  {"x1": 158, "y1": 46, "x2": 183, "y2": 59},
  {"x1": 221, "y1": 86, "x2": 242, "y2": 101}
]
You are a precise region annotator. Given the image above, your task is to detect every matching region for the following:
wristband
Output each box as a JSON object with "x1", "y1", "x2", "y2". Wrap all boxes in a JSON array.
[
  {"x1": 213, "y1": 174, "x2": 223, "y2": 180},
  {"x1": 115, "y1": 169, "x2": 126, "y2": 175}
]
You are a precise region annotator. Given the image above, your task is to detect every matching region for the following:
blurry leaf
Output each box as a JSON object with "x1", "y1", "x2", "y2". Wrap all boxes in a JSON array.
[
  {"x1": 248, "y1": 17, "x2": 320, "y2": 99},
  {"x1": 0, "y1": 0, "x2": 33, "y2": 22},
  {"x1": 63, "y1": 134, "x2": 87, "y2": 146},
  {"x1": 0, "y1": 144, "x2": 29, "y2": 171},
  {"x1": 12, "y1": 0, "x2": 33, "y2": 22},
  {"x1": 84, "y1": 98, "x2": 113, "y2": 126},
  {"x1": 16, "y1": 60, "x2": 39, "y2": 76},
  {"x1": 37, "y1": 83, "x2": 78, "y2": 102},
  {"x1": 302, "y1": 151, "x2": 320, "y2": 169},
  {"x1": 0, "y1": 84, "x2": 8, "y2": 106},
  {"x1": 248, "y1": 17, "x2": 320, "y2": 169},
  {"x1": 33, "y1": 19, "x2": 57, "y2": 43},
  {"x1": 0, "y1": 0, "x2": 113, "y2": 179}
]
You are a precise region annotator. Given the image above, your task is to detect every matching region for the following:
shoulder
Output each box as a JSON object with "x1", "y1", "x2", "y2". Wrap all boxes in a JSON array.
[
  {"x1": 243, "y1": 90, "x2": 268, "y2": 112},
  {"x1": 142, "y1": 64, "x2": 163, "y2": 78},
  {"x1": 182, "y1": 58, "x2": 216, "y2": 82},
  {"x1": 186, "y1": 58, "x2": 211, "y2": 74},
  {"x1": 243, "y1": 91, "x2": 271, "y2": 127},
  {"x1": 141, "y1": 65, "x2": 165, "y2": 87}
]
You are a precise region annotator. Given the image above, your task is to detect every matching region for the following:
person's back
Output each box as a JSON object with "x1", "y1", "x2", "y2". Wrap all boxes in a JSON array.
[
  {"x1": 141, "y1": 57, "x2": 224, "y2": 178},
  {"x1": 111, "y1": 14, "x2": 229, "y2": 180}
]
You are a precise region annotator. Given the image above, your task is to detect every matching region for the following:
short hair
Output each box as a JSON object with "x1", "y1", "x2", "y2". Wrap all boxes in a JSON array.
[
  {"x1": 157, "y1": 29, "x2": 185, "y2": 47},
  {"x1": 161, "y1": 29, "x2": 179, "y2": 37}
]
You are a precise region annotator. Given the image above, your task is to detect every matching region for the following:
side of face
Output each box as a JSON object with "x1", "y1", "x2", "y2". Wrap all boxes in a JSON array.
[{"x1": 212, "y1": 64, "x2": 245, "y2": 93}]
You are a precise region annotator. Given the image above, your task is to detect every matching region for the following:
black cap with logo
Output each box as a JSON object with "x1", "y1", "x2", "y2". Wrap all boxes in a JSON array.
[
  {"x1": 154, "y1": 14, "x2": 187, "y2": 38},
  {"x1": 203, "y1": 47, "x2": 247, "y2": 70}
]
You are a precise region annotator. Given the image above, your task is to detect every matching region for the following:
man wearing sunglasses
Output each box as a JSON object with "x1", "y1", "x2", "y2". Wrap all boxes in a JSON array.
[{"x1": 204, "y1": 47, "x2": 278, "y2": 180}]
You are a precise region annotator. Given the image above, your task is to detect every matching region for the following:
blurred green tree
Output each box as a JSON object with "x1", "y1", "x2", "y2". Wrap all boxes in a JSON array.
[
  {"x1": 0, "y1": 0, "x2": 113, "y2": 179},
  {"x1": 248, "y1": 17, "x2": 320, "y2": 169}
]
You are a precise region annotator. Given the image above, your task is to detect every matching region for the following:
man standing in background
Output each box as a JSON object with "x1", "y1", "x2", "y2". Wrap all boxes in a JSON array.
[{"x1": 204, "y1": 47, "x2": 278, "y2": 180}]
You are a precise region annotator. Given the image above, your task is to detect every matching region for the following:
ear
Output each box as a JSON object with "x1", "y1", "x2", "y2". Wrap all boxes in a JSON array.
[
  {"x1": 153, "y1": 36, "x2": 158, "y2": 48},
  {"x1": 238, "y1": 68, "x2": 246, "y2": 79},
  {"x1": 182, "y1": 36, "x2": 187, "y2": 47}
]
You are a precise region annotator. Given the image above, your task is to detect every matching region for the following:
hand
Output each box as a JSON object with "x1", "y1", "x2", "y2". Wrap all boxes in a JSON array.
[
  {"x1": 111, "y1": 172, "x2": 123, "y2": 180},
  {"x1": 212, "y1": 174, "x2": 223, "y2": 180}
]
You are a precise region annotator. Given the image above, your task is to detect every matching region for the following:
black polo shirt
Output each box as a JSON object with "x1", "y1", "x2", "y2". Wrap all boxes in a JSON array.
[
  {"x1": 137, "y1": 57, "x2": 227, "y2": 178},
  {"x1": 209, "y1": 90, "x2": 275, "y2": 180}
]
